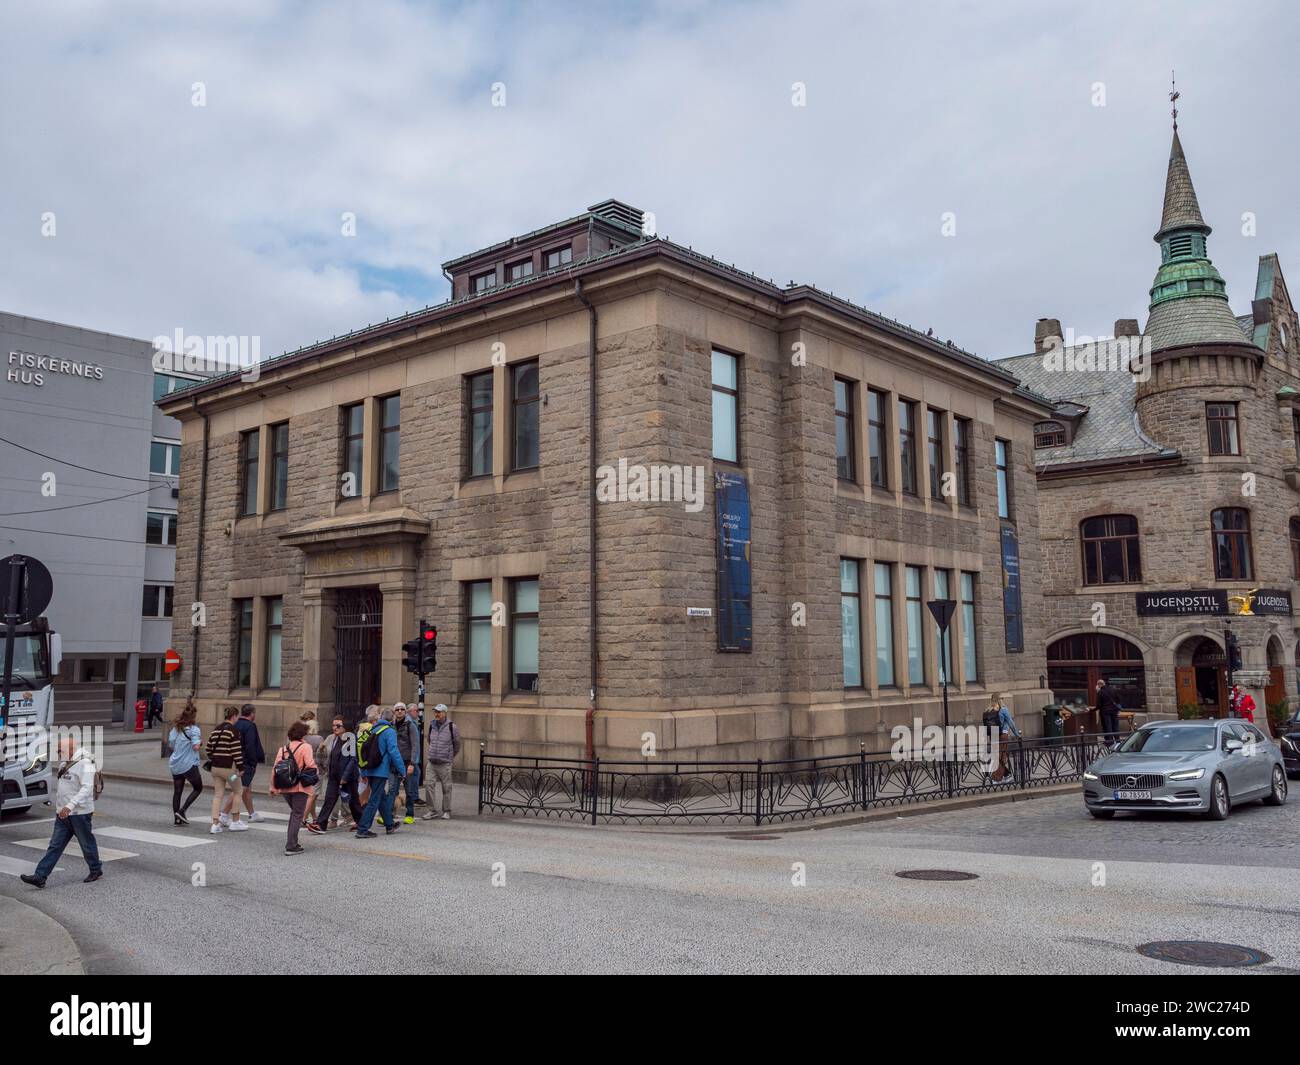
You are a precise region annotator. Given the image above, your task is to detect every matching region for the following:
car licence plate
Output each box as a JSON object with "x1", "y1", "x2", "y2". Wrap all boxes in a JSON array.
[{"x1": 1114, "y1": 790, "x2": 1151, "y2": 800}]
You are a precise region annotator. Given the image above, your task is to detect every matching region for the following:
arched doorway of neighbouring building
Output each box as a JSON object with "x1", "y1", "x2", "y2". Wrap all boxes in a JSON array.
[
  {"x1": 1174, "y1": 635, "x2": 1226, "y2": 717},
  {"x1": 1265, "y1": 635, "x2": 1287, "y2": 715},
  {"x1": 1047, "y1": 633, "x2": 1147, "y2": 711}
]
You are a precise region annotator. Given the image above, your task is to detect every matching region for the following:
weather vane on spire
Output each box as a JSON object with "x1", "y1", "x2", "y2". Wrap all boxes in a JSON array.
[{"x1": 1170, "y1": 70, "x2": 1180, "y2": 131}]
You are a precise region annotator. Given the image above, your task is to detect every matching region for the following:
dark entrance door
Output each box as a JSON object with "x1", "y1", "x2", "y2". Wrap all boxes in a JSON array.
[{"x1": 333, "y1": 587, "x2": 382, "y2": 729}]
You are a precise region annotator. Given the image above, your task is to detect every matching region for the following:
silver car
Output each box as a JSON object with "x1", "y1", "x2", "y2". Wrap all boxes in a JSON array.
[{"x1": 1082, "y1": 719, "x2": 1288, "y2": 820}]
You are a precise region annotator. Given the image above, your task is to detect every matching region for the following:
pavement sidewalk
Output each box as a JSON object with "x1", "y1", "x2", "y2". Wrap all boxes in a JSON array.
[
  {"x1": 98, "y1": 735, "x2": 1080, "y2": 834},
  {"x1": 0, "y1": 894, "x2": 85, "y2": 975}
]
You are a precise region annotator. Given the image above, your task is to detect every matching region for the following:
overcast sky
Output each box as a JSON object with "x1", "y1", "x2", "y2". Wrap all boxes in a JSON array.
[{"x1": 2, "y1": 0, "x2": 1296, "y2": 362}]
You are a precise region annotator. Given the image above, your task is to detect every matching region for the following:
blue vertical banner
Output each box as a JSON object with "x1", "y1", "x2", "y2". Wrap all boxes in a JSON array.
[
  {"x1": 1000, "y1": 523, "x2": 1023, "y2": 653},
  {"x1": 714, "y1": 470, "x2": 753, "y2": 652}
]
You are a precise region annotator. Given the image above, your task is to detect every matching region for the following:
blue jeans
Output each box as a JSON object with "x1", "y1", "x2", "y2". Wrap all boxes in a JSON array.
[
  {"x1": 356, "y1": 774, "x2": 395, "y2": 833},
  {"x1": 35, "y1": 813, "x2": 102, "y2": 880}
]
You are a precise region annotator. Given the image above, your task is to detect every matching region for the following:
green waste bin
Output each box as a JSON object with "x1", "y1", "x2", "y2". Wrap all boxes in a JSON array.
[{"x1": 1042, "y1": 703, "x2": 1064, "y2": 741}]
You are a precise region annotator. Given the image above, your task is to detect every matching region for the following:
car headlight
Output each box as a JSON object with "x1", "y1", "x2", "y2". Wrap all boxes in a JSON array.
[
  {"x1": 1083, "y1": 771, "x2": 1099, "y2": 780},
  {"x1": 1167, "y1": 768, "x2": 1205, "y2": 781},
  {"x1": 1282, "y1": 736, "x2": 1297, "y2": 753}
]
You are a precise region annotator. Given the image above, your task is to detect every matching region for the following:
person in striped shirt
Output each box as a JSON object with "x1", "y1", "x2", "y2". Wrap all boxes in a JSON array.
[{"x1": 205, "y1": 705, "x2": 249, "y2": 834}]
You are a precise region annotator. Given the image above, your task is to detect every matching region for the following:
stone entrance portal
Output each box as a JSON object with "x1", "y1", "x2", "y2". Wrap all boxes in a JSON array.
[{"x1": 280, "y1": 508, "x2": 429, "y2": 714}]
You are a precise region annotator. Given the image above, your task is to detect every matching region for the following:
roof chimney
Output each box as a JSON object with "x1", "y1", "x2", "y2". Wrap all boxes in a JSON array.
[
  {"x1": 1114, "y1": 319, "x2": 1140, "y2": 338},
  {"x1": 1034, "y1": 318, "x2": 1063, "y2": 353}
]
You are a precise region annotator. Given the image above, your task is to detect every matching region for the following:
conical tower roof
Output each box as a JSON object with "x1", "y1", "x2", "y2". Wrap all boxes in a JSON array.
[
  {"x1": 1156, "y1": 130, "x2": 1208, "y2": 238},
  {"x1": 1144, "y1": 125, "x2": 1253, "y2": 353}
]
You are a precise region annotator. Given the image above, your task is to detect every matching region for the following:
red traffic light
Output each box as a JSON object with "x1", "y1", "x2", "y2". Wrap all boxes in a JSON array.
[{"x1": 423, "y1": 628, "x2": 436, "y2": 641}]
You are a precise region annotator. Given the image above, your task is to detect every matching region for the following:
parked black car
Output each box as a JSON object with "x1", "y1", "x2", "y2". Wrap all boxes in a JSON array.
[{"x1": 1282, "y1": 711, "x2": 1300, "y2": 778}]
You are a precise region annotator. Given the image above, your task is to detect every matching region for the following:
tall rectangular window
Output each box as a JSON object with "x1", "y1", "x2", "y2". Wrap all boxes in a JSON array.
[
  {"x1": 269, "y1": 422, "x2": 289, "y2": 511},
  {"x1": 150, "y1": 440, "x2": 180, "y2": 476},
  {"x1": 340, "y1": 403, "x2": 365, "y2": 498},
  {"x1": 1293, "y1": 410, "x2": 1300, "y2": 461},
  {"x1": 234, "y1": 598, "x2": 253, "y2": 688},
  {"x1": 378, "y1": 394, "x2": 400, "y2": 492},
  {"x1": 264, "y1": 597, "x2": 283, "y2": 689},
  {"x1": 867, "y1": 389, "x2": 888, "y2": 488},
  {"x1": 142, "y1": 584, "x2": 174, "y2": 618},
  {"x1": 1206, "y1": 402, "x2": 1240, "y2": 456},
  {"x1": 960, "y1": 572, "x2": 978, "y2": 683},
  {"x1": 145, "y1": 510, "x2": 178, "y2": 546},
  {"x1": 711, "y1": 350, "x2": 739, "y2": 463},
  {"x1": 927, "y1": 408, "x2": 946, "y2": 499},
  {"x1": 954, "y1": 417, "x2": 973, "y2": 506},
  {"x1": 898, "y1": 400, "x2": 917, "y2": 494},
  {"x1": 835, "y1": 377, "x2": 856, "y2": 481},
  {"x1": 511, "y1": 361, "x2": 540, "y2": 470},
  {"x1": 238, "y1": 429, "x2": 260, "y2": 516},
  {"x1": 840, "y1": 559, "x2": 863, "y2": 688},
  {"x1": 467, "y1": 371, "x2": 494, "y2": 477},
  {"x1": 905, "y1": 565, "x2": 925, "y2": 685},
  {"x1": 934, "y1": 569, "x2": 953, "y2": 684},
  {"x1": 465, "y1": 582, "x2": 493, "y2": 691},
  {"x1": 874, "y1": 563, "x2": 895, "y2": 687},
  {"x1": 995, "y1": 438, "x2": 1011, "y2": 519},
  {"x1": 509, "y1": 578, "x2": 540, "y2": 692}
]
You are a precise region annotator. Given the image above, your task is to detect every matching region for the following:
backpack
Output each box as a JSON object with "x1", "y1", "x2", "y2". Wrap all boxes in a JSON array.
[
  {"x1": 981, "y1": 707, "x2": 1001, "y2": 730},
  {"x1": 359, "y1": 723, "x2": 389, "y2": 770},
  {"x1": 272, "y1": 741, "x2": 302, "y2": 790},
  {"x1": 59, "y1": 757, "x2": 104, "y2": 801}
]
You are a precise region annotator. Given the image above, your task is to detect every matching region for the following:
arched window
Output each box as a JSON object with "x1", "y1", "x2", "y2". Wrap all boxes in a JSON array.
[
  {"x1": 1291, "y1": 518, "x2": 1300, "y2": 579},
  {"x1": 1080, "y1": 514, "x2": 1141, "y2": 585},
  {"x1": 1211, "y1": 508, "x2": 1253, "y2": 580},
  {"x1": 1034, "y1": 420, "x2": 1066, "y2": 448},
  {"x1": 1048, "y1": 634, "x2": 1146, "y2": 710}
]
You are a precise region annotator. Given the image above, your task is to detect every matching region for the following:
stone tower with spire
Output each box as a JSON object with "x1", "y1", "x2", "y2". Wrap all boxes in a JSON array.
[{"x1": 1134, "y1": 128, "x2": 1260, "y2": 453}]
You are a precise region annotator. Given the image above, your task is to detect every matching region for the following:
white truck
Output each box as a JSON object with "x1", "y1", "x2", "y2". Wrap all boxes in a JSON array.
[{"x1": 0, "y1": 617, "x2": 61, "y2": 816}]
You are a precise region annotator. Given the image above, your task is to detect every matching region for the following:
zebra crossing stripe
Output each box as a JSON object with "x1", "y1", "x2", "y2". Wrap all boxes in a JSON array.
[
  {"x1": 12, "y1": 840, "x2": 137, "y2": 862},
  {"x1": 96, "y1": 826, "x2": 214, "y2": 848}
]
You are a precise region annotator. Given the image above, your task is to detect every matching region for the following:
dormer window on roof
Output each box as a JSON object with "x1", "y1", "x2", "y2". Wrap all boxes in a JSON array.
[{"x1": 543, "y1": 245, "x2": 572, "y2": 270}]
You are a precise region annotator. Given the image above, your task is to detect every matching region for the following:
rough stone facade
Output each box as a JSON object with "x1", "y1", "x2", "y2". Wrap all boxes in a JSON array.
[
  {"x1": 162, "y1": 212, "x2": 1053, "y2": 770},
  {"x1": 998, "y1": 124, "x2": 1300, "y2": 739}
]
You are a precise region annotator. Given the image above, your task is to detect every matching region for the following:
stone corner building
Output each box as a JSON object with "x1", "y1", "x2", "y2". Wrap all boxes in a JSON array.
[
  {"x1": 160, "y1": 199, "x2": 1053, "y2": 768},
  {"x1": 998, "y1": 125, "x2": 1300, "y2": 735}
]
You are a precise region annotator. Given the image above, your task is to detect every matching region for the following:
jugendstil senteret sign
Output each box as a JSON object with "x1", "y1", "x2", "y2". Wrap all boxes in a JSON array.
[{"x1": 1135, "y1": 589, "x2": 1292, "y2": 617}]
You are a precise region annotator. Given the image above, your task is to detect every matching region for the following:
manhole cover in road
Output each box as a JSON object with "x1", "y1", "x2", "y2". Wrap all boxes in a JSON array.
[
  {"x1": 895, "y1": 869, "x2": 979, "y2": 881},
  {"x1": 1136, "y1": 941, "x2": 1272, "y2": 968},
  {"x1": 725, "y1": 834, "x2": 782, "y2": 841}
]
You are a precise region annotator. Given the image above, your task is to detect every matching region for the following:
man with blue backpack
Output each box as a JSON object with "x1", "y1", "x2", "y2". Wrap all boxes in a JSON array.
[{"x1": 354, "y1": 706, "x2": 405, "y2": 838}]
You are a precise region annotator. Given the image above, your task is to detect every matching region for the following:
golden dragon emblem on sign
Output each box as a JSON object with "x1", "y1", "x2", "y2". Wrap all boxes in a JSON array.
[{"x1": 1227, "y1": 588, "x2": 1260, "y2": 616}]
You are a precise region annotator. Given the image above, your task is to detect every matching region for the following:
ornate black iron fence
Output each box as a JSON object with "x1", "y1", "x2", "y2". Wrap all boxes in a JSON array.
[{"x1": 478, "y1": 733, "x2": 1112, "y2": 825}]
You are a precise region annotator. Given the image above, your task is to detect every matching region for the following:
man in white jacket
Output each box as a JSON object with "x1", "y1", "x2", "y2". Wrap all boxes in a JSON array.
[{"x1": 20, "y1": 736, "x2": 103, "y2": 887}]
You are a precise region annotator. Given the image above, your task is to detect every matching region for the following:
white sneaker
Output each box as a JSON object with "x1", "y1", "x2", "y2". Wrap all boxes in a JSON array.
[
  {"x1": 227, "y1": 821, "x2": 249, "y2": 832},
  {"x1": 247, "y1": 811, "x2": 264, "y2": 823},
  {"x1": 441, "y1": 812, "x2": 451, "y2": 820},
  {"x1": 209, "y1": 824, "x2": 223, "y2": 834},
  {"x1": 219, "y1": 813, "x2": 231, "y2": 826}
]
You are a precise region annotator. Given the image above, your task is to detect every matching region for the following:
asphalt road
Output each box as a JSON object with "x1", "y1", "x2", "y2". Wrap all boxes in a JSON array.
[{"x1": 1, "y1": 779, "x2": 1296, "y2": 975}]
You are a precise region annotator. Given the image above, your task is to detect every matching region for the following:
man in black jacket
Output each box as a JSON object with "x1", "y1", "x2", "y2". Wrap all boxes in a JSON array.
[
  {"x1": 312, "y1": 716, "x2": 362, "y2": 832},
  {"x1": 220, "y1": 704, "x2": 266, "y2": 824},
  {"x1": 1095, "y1": 678, "x2": 1123, "y2": 744}
]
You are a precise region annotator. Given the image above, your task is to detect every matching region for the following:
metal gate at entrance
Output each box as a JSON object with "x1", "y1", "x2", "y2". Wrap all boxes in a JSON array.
[{"x1": 333, "y1": 587, "x2": 382, "y2": 729}]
